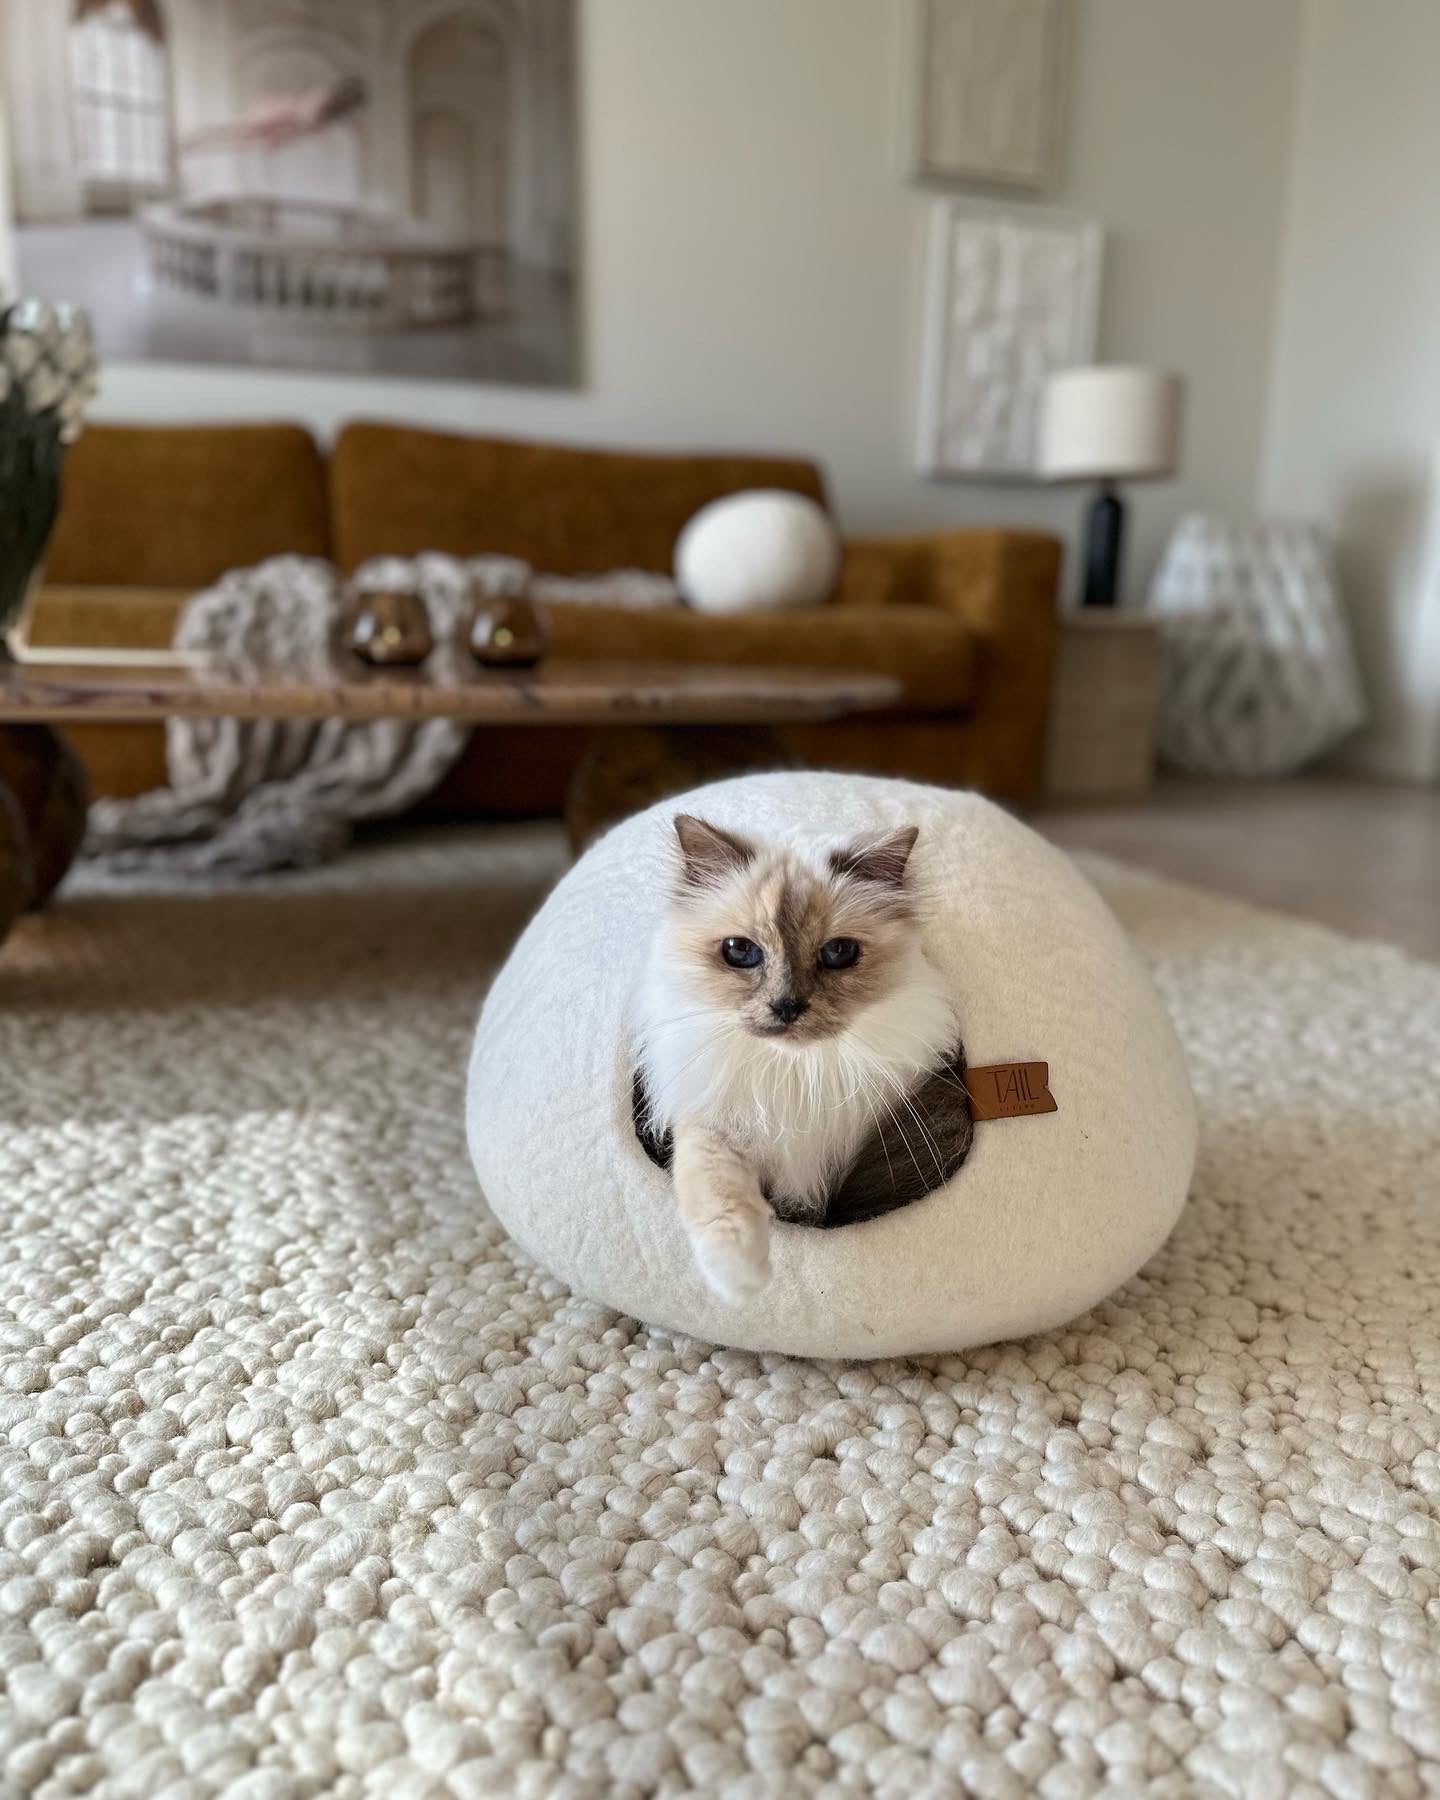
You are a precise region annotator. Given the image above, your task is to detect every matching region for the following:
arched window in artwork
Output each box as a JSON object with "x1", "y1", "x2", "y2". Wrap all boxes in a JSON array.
[
  {"x1": 69, "y1": 0, "x2": 171, "y2": 200},
  {"x1": 408, "y1": 12, "x2": 510, "y2": 242}
]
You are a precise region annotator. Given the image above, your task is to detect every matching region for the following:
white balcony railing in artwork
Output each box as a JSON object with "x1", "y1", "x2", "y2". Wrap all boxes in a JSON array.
[{"x1": 140, "y1": 196, "x2": 508, "y2": 329}]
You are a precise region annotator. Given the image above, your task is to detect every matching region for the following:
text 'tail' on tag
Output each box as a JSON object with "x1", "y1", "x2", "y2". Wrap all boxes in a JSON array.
[{"x1": 963, "y1": 1061, "x2": 1058, "y2": 1122}]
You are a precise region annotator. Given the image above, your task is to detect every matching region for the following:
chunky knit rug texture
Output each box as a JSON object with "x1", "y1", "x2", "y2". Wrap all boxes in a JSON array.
[{"x1": 3, "y1": 827, "x2": 1439, "y2": 1799}]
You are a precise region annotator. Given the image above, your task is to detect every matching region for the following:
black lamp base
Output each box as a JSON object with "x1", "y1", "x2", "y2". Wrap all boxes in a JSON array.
[{"x1": 1082, "y1": 482, "x2": 1125, "y2": 608}]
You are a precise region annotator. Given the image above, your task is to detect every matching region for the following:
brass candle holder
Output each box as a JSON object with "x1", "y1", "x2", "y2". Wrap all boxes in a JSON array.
[
  {"x1": 343, "y1": 587, "x2": 434, "y2": 666},
  {"x1": 468, "y1": 591, "x2": 548, "y2": 668}
]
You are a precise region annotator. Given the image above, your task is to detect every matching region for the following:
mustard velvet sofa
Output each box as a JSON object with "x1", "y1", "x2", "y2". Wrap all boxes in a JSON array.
[{"x1": 29, "y1": 421, "x2": 1062, "y2": 811}]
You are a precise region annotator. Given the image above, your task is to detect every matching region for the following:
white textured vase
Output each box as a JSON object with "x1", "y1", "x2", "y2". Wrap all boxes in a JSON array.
[{"x1": 1148, "y1": 515, "x2": 1367, "y2": 777}]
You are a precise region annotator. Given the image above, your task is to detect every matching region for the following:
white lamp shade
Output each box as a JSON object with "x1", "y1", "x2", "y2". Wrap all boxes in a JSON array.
[{"x1": 1039, "y1": 366, "x2": 1183, "y2": 482}]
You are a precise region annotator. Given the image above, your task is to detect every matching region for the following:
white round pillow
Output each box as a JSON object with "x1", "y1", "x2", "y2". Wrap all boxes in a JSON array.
[
  {"x1": 675, "y1": 488, "x2": 840, "y2": 613},
  {"x1": 467, "y1": 773, "x2": 1196, "y2": 1359}
]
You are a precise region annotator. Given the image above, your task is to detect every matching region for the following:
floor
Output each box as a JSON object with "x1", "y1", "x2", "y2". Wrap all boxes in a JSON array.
[
  {"x1": 16, "y1": 826, "x2": 1440, "y2": 1791},
  {"x1": 1034, "y1": 774, "x2": 1440, "y2": 963}
]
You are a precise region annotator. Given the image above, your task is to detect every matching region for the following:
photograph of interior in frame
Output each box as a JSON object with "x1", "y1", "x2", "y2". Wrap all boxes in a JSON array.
[{"x1": 0, "y1": 0, "x2": 580, "y2": 387}]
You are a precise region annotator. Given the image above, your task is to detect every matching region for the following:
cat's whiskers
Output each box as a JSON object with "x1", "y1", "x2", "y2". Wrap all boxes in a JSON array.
[
  {"x1": 658, "y1": 1033, "x2": 736, "y2": 1092},
  {"x1": 844, "y1": 1047, "x2": 899, "y2": 1197},
  {"x1": 851, "y1": 1017, "x2": 961, "y2": 1087},
  {"x1": 848, "y1": 1045, "x2": 926, "y2": 1192},
  {"x1": 890, "y1": 1086, "x2": 949, "y2": 1186},
  {"x1": 842, "y1": 1035, "x2": 955, "y2": 1198},
  {"x1": 640, "y1": 999, "x2": 750, "y2": 1127},
  {"x1": 644, "y1": 1002, "x2": 734, "y2": 1036},
  {"x1": 836, "y1": 1029, "x2": 954, "y2": 1191}
]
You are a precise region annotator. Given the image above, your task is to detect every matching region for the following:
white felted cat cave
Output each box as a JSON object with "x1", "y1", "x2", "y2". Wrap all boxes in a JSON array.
[{"x1": 468, "y1": 773, "x2": 1196, "y2": 1359}]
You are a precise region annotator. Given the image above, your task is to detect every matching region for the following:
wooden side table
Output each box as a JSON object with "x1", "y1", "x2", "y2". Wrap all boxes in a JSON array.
[{"x1": 1043, "y1": 610, "x2": 1163, "y2": 800}]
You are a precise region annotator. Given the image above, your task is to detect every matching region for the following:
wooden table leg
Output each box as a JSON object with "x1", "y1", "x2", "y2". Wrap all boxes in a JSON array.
[
  {"x1": 564, "y1": 724, "x2": 802, "y2": 852},
  {"x1": 0, "y1": 784, "x2": 28, "y2": 951},
  {"x1": 0, "y1": 723, "x2": 89, "y2": 909}
]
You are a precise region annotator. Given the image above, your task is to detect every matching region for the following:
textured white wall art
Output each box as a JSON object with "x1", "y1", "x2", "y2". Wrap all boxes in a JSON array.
[
  {"x1": 915, "y1": 199, "x2": 1101, "y2": 480},
  {"x1": 1150, "y1": 514, "x2": 1368, "y2": 776},
  {"x1": 913, "y1": 0, "x2": 1062, "y2": 189}
]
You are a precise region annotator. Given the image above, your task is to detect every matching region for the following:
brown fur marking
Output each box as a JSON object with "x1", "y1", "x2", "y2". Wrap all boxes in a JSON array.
[
  {"x1": 674, "y1": 813, "x2": 756, "y2": 888},
  {"x1": 827, "y1": 825, "x2": 920, "y2": 890}
]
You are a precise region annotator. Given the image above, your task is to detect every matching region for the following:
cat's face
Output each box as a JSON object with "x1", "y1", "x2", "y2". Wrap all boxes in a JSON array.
[{"x1": 668, "y1": 814, "x2": 922, "y2": 1045}]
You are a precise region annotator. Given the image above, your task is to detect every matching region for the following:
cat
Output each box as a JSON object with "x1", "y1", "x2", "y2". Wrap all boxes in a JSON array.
[{"x1": 633, "y1": 812, "x2": 963, "y2": 1302}]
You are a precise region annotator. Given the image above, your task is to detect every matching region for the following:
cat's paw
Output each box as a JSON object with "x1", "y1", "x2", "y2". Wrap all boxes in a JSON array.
[{"x1": 692, "y1": 1211, "x2": 771, "y2": 1304}]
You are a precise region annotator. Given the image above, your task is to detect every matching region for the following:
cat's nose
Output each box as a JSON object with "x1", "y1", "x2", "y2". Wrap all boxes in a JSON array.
[{"x1": 769, "y1": 995, "x2": 808, "y2": 1025}]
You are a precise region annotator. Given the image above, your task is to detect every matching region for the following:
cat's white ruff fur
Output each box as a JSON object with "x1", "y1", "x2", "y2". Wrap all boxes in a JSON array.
[{"x1": 635, "y1": 928, "x2": 957, "y2": 1216}]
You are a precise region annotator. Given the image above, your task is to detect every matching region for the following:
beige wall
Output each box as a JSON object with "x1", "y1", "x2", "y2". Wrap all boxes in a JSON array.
[
  {"x1": 0, "y1": 91, "x2": 13, "y2": 296},
  {"x1": 0, "y1": 0, "x2": 82, "y2": 221},
  {"x1": 1261, "y1": 0, "x2": 1440, "y2": 782},
  {"x1": 1, "y1": 0, "x2": 1301, "y2": 601}
]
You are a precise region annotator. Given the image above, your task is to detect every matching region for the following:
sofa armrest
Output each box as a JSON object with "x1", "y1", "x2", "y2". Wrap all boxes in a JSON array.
[{"x1": 838, "y1": 529, "x2": 1061, "y2": 799}]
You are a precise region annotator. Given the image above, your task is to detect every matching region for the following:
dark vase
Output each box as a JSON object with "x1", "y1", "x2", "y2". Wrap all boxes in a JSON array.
[
  {"x1": 0, "y1": 298, "x2": 98, "y2": 661},
  {"x1": 0, "y1": 300, "x2": 97, "y2": 945},
  {"x1": 0, "y1": 390, "x2": 64, "y2": 662}
]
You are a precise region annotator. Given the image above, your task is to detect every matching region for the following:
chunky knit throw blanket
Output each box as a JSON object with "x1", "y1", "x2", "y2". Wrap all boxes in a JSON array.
[{"x1": 83, "y1": 554, "x2": 678, "y2": 875}]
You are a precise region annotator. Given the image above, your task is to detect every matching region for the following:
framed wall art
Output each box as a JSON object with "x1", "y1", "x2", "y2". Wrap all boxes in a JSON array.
[
  {"x1": 0, "y1": 0, "x2": 580, "y2": 387},
  {"x1": 915, "y1": 197, "x2": 1102, "y2": 481},
  {"x1": 912, "y1": 0, "x2": 1063, "y2": 191}
]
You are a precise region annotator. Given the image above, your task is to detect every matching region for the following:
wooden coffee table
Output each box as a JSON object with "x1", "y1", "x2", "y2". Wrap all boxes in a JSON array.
[
  {"x1": 0, "y1": 654, "x2": 902, "y2": 931},
  {"x1": 0, "y1": 653, "x2": 900, "y2": 726}
]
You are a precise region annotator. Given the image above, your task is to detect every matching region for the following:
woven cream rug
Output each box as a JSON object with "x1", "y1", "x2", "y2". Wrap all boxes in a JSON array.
[{"x1": 3, "y1": 826, "x2": 1439, "y2": 1799}]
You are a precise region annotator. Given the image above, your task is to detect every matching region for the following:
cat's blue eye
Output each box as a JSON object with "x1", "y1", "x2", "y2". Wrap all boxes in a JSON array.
[
  {"x1": 819, "y1": 937, "x2": 861, "y2": 970},
  {"x1": 721, "y1": 937, "x2": 763, "y2": 969}
]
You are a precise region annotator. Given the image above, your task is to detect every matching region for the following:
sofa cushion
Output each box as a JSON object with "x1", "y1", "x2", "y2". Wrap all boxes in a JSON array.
[
  {"x1": 46, "y1": 424, "x2": 330, "y2": 588},
  {"x1": 330, "y1": 423, "x2": 828, "y2": 576}
]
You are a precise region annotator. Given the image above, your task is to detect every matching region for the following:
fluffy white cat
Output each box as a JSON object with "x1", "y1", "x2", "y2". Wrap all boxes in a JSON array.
[{"x1": 634, "y1": 814, "x2": 957, "y2": 1302}]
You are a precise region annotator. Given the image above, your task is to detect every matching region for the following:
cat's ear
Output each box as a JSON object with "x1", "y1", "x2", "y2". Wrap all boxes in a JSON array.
[
  {"x1": 829, "y1": 825, "x2": 919, "y2": 889},
  {"x1": 673, "y1": 813, "x2": 756, "y2": 887}
]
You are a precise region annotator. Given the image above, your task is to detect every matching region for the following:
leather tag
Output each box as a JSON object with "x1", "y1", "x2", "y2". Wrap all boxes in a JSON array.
[{"x1": 964, "y1": 1061, "x2": 1058, "y2": 1121}]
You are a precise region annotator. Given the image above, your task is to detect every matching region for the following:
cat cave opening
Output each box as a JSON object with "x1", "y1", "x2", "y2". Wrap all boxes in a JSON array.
[{"x1": 630, "y1": 1052, "x2": 974, "y2": 1230}]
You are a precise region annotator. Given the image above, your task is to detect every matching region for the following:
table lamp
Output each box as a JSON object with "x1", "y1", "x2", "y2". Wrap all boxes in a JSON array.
[{"x1": 1039, "y1": 367, "x2": 1184, "y2": 607}]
